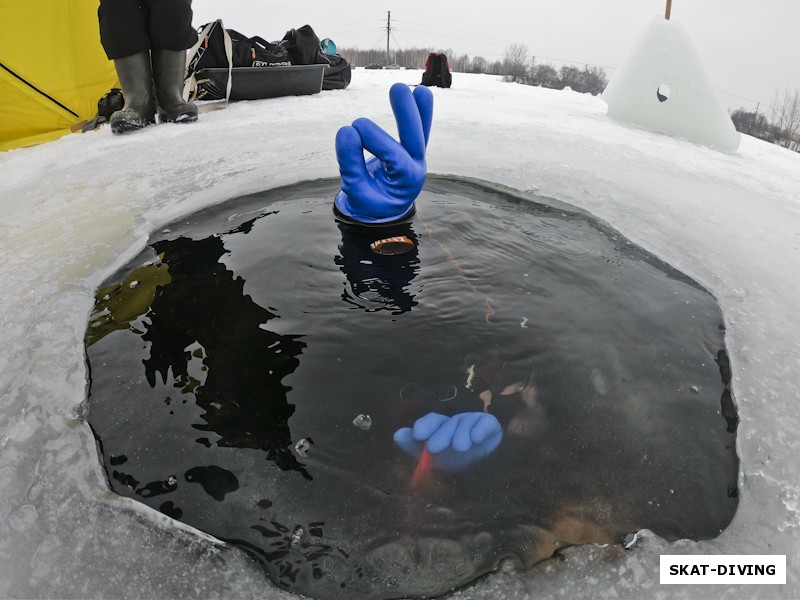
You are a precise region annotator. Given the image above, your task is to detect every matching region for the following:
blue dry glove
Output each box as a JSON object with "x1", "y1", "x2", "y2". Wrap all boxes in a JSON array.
[
  {"x1": 393, "y1": 412, "x2": 503, "y2": 471},
  {"x1": 334, "y1": 82, "x2": 434, "y2": 224}
]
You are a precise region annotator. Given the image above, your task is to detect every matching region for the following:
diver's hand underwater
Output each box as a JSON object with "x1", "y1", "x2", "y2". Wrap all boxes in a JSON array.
[
  {"x1": 394, "y1": 412, "x2": 502, "y2": 471},
  {"x1": 334, "y1": 82, "x2": 433, "y2": 224}
]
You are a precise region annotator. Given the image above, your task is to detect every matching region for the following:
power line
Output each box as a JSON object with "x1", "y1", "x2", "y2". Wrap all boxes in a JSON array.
[
  {"x1": 392, "y1": 14, "x2": 510, "y2": 41},
  {"x1": 319, "y1": 18, "x2": 384, "y2": 28},
  {"x1": 392, "y1": 19, "x2": 501, "y2": 51},
  {"x1": 391, "y1": 19, "x2": 617, "y2": 71},
  {"x1": 367, "y1": 31, "x2": 385, "y2": 50},
  {"x1": 329, "y1": 26, "x2": 384, "y2": 35},
  {"x1": 390, "y1": 32, "x2": 404, "y2": 61}
]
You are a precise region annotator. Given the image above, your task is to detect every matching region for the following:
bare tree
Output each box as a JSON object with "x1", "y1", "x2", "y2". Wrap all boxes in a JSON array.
[
  {"x1": 486, "y1": 59, "x2": 505, "y2": 76},
  {"x1": 769, "y1": 88, "x2": 800, "y2": 149},
  {"x1": 579, "y1": 65, "x2": 608, "y2": 95},
  {"x1": 503, "y1": 43, "x2": 529, "y2": 83},
  {"x1": 558, "y1": 65, "x2": 582, "y2": 90},
  {"x1": 470, "y1": 55, "x2": 487, "y2": 74},
  {"x1": 451, "y1": 53, "x2": 470, "y2": 73},
  {"x1": 553, "y1": 65, "x2": 607, "y2": 95},
  {"x1": 531, "y1": 63, "x2": 559, "y2": 88},
  {"x1": 730, "y1": 108, "x2": 772, "y2": 142}
]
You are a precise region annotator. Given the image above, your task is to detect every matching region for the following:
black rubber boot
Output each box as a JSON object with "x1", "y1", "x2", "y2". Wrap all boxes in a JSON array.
[
  {"x1": 152, "y1": 49, "x2": 198, "y2": 123},
  {"x1": 110, "y1": 52, "x2": 157, "y2": 135}
]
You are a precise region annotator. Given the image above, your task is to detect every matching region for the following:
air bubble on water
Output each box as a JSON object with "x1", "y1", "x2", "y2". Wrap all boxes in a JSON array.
[
  {"x1": 291, "y1": 526, "x2": 304, "y2": 547},
  {"x1": 353, "y1": 414, "x2": 373, "y2": 430},
  {"x1": 591, "y1": 369, "x2": 608, "y2": 395},
  {"x1": 691, "y1": 385, "x2": 699, "y2": 393},
  {"x1": 295, "y1": 438, "x2": 313, "y2": 457},
  {"x1": 129, "y1": 281, "x2": 139, "y2": 289}
]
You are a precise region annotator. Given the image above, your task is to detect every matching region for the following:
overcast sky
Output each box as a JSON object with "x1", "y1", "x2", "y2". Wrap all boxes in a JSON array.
[{"x1": 191, "y1": 0, "x2": 800, "y2": 112}]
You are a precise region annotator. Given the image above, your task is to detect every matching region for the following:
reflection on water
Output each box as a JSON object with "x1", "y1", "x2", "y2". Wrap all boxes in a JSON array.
[
  {"x1": 142, "y1": 233, "x2": 309, "y2": 478},
  {"x1": 85, "y1": 178, "x2": 739, "y2": 600},
  {"x1": 335, "y1": 222, "x2": 420, "y2": 315}
]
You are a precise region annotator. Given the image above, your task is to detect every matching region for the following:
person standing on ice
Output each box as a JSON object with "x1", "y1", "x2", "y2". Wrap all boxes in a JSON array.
[{"x1": 98, "y1": 0, "x2": 198, "y2": 134}]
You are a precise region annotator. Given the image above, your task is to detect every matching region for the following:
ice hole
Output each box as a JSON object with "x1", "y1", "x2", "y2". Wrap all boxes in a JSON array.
[{"x1": 85, "y1": 178, "x2": 739, "y2": 600}]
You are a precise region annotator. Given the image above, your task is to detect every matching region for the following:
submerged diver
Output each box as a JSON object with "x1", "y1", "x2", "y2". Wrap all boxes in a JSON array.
[
  {"x1": 334, "y1": 83, "x2": 515, "y2": 471},
  {"x1": 388, "y1": 348, "x2": 545, "y2": 474}
]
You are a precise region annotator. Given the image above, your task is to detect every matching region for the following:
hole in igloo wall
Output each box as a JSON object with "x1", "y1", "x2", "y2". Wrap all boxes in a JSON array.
[{"x1": 657, "y1": 83, "x2": 671, "y2": 102}]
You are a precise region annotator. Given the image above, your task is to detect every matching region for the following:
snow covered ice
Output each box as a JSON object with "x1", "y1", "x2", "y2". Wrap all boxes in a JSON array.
[{"x1": 1, "y1": 69, "x2": 799, "y2": 598}]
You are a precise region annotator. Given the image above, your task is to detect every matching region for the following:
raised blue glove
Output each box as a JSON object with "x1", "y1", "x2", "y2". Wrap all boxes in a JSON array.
[
  {"x1": 393, "y1": 412, "x2": 502, "y2": 471},
  {"x1": 334, "y1": 83, "x2": 434, "y2": 224}
]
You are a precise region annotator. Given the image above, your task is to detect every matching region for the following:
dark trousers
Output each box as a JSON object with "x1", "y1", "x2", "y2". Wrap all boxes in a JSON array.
[{"x1": 99, "y1": 0, "x2": 197, "y2": 59}]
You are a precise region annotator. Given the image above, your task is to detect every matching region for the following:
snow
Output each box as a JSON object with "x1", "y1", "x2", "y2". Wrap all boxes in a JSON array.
[
  {"x1": 603, "y1": 17, "x2": 741, "y2": 152},
  {"x1": 1, "y1": 69, "x2": 799, "y2": 599}
]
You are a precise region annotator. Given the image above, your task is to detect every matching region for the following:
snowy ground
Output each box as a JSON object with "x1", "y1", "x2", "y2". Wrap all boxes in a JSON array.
[{"x1": 1, "y1": 70, "x2": 798, "y2": 599}]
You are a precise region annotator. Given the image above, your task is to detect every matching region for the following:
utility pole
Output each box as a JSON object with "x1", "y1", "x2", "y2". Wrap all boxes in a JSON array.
[
  {"x1": 386, "y1": 11, "x2": 391, "y2": 65},
  {"x1": 665, "y1": 0, "x2": 672, "y2": 19}
]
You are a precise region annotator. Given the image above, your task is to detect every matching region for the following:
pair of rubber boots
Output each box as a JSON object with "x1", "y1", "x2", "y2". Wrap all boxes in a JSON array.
[{"x1": 111, "y1": 49, "x2": 198, "y2": 135}]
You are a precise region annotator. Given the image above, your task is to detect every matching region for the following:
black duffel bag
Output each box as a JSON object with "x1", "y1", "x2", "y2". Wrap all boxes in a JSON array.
[
  {"x1": 280, "y1": 25, "x2": 351, "y2": 90},
  {"x1": 185, "y1": 20, "x2": 293, "y2": 101},
  {"x1": 184, "y1": 20, "x2": 350, "y2": 101},
  {"x1": 323, "y1": 54, "x2": 351, "y2": 90},
  {"x1": 280, "y1": 25, "x2": 329, "y2": 66},
  {"x1": 188, "y1": 20, "x2": 290, "y2": 71}
]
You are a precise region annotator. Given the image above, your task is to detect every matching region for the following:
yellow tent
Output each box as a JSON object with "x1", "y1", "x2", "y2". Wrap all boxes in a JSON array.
[{"x1": 0, "y1": 0, "x2": 117, "y2": 152}]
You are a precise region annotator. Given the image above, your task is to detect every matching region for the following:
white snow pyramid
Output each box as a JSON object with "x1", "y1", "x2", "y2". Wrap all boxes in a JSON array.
[{"x1": 603, "y1": 16, "x2": 740, "y2": 152}]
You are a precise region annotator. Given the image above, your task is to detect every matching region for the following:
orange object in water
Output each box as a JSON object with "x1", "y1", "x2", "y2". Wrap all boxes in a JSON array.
[
  {"x1": 410, "y1": 443, "x2": 434, "y2": 491},
  {"x1": 370, "y1": 236, "x2": 415, "y2": 255}
]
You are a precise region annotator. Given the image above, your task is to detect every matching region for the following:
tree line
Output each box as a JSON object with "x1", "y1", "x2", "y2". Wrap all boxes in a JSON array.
[
  {"x1": 338, "y1": 45, "x2": 500, "y2": 73},
  {"x1": 340, "y1": 42, "x2": 800, "y2": 151},
  {"x1": 500, "y1": 42, "x2": 607, "y2": 94},
  {"x1": 338, "y1": 42, "x2": 609, "y2": 95},
  {"x1": 731, "y1": 88, "x2": 800, "y2": 152}
]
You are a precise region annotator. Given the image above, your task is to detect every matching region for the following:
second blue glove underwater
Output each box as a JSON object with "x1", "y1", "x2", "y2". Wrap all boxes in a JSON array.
[
  {"x1": 394, "y1": 412, "x2": 503, "y2": 471},
  {"x1": 335, "y1": 83, "x2": 434, "y2": 224}
]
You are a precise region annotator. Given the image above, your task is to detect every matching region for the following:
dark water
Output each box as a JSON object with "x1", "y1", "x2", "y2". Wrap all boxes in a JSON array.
[{"x1": 85, "y1": 178, "x2": 738, "y2": 599}]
